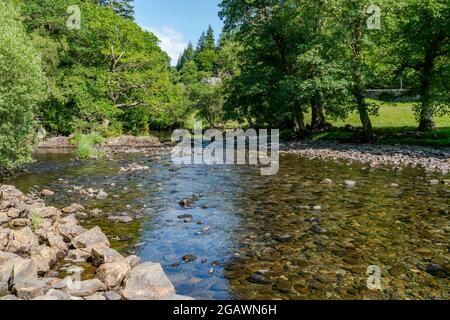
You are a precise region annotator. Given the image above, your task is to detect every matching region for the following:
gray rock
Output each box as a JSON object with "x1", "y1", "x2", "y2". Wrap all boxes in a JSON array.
[
  {"x1": 344, "y1": 180, "x2": 357, "y2": 188},
  {"x1": 96, "y1": 262, "x2": 130, "y2": 288},
  {"x1": 5, "y1": 227, "x2": 39, "y2": 256},
  {"x1": 123, "y1": 255, "x2": 141, "y2": 268},
  {"x1": 46, "y1": 232, "x2": 68, "y2": 258},
  {"x1": 30, "y1": 245, "x2": 58, "y2": 274},
  {"x1": 96, "y1": 191, "x2": 108, "y2": 200},
  {"x1": 85, "y1": 292, "x2": 106, "y2": 300},
  {"x1": 310, "y1": 224, "x2": 328, "y2": 234},
  {"x1": 0, "y1": 228, "x2": 11, "y2": 251},
  {"x1": 122, "y1": 262, "x2": 176, "y2": 300},
  {"x1": 9, "y1": 218, "x2": 30, "y2": 228},
  {"x1": 91, "y1": 247, "x2": 124, "y2": 266},
  {"x1": 321, "y1": 179, "x2": 333, "y2": 185},
  {"x1": 65, "y1": 249, "x2": 91, "y2": 263},
  {"x1": 72, "y1": 227, "x2": 110, "y2": 249},
  {"x1": 58, "y1": 224, "x2": 87, "y2": 242},
  {"x1": 40, "y1": 189, "x2": 55, "y2": 197},
  {"x1": 9, "y1": 259, "x2": 38, "y2": 287},
  {"x1": 103, "y1": 291, "x2": 122, "y2": 301},
  {"x1": 63, "y1": 279, "x2": 107, "y2": 297},
  {"x1": 0, "y1": 280, "x2": 9, "y2": 296},
  {"x1": 62, "y1": 204, "x2": 85, "y2": 214},
  {"x1": 0, "y1": 294, "x2": 17, "y2": 300},
  {"x1": 38, "y1": 206, "x2": 59, "y2": 219},
  {"x1": 14, "y1": 279, "x2": 50, "y2": 300}
]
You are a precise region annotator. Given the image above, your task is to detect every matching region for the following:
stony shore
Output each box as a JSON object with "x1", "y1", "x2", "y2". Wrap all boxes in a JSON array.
[
  {"x1": 0, "y1": 184, "x2": 193, "y2": 301},
  {"x1": 281, "y1": 141, "x2": 450, "y2": 174}
]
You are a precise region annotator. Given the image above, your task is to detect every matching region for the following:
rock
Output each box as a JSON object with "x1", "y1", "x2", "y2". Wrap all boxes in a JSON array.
[
  {"x1": 62, "y1": 204, "x2": 85, "y2": 214},
  {"x1": 312, "y1": 205, "x2": 322, "y2": 211},
  {"x1": 441, "y1": 179, "x2": 450, "y2": 185},
  {"x1": 90, "y1": 209, "x2": 103, "y2": 217},
  {"x1": 46, "y1": 232, "x2": 68, "y2": 258},
  {"x1": 63, "y1": 279, "x2": 107, "y2": 297},
  {"x1": 273, "y1": 279, "x2": 292, "y2": 293},
  {"x1": 247, "y1": 271, "x2": 272, "y2": 285},
  {"x1": 9, "y1": 259, "x2": 38, "y2": 288},
  {"x1": 310, "y1": 224, "x2": 328, "y2": 234},
  {"x1": 5, "y1": 227, "x2": 39, "y2": 256},
  {"x1": 9, "y1": 218, "x2": 30, "y2": 228},
  {"x1": 321, "y1": 179, "x2": 333, "y2": 185},
  {"x1": 122, "y1": 262, "x2": 176, "y2": 300},
  {"x1": 30, "y1": 245, "x2": 58, "y2": 274},
  {"x1": 273, "y1": 234, "x2": 292, "y2": 243},
  {"x1": 66, "y1": 249, "x2": 90, "y2": 263},
  {"x1": 72, "y1": 226, "x2": 110, "y2": 249},
  {"x1": 390, "y1": 183, "x2": 400, "y2": 188},
  {"x1": 429, "y1": 180, "x2": 440, "y2": 185},
  {"x1": 0, "y1": 281, "x2": 9, "y2": 296},
  {"x1": 96, "y1": 262, "x2": 130, "y2": 288},
  {"x1": 44, "y1": 289, "x2": 80, "y2": 300},
  {"x1": 0, "y1": 212, "x2": 10, "y2": 226},
  {"x1": 0, "y1": 228, "x2": 10, "y2": 251},
  {"x1": 177, "y1": 214, "x2": 193, "y2": 220},
  {"x1": 182, "y1": 254, "x2": 197, "y2": 263},
  {"x1": 7, "y1": 208, "x2": 23, "y2": 219},
  {"x1": 91, "y1": 247, "x2": 124, "y2": 266},
  {"x1": 123, "y1": 255, "x2": 141, "y2": 268},
  {"x1": 108, "y1": 215, "x2": 133, "y2": 224},
  {"x1": 158, "y1": 294, "x2": 195, "y2": 300},
  {"x1": 39, "y1": 207, "x2": 59, "y2": 219},
  {"x1": 85, "y1": 293, "x2": 107, "y2": 300},
  {"x1": 40, "y1": 189, "x2": 55, "y2": 197},
  {"x1": 0, "y1": 295, "x2": 17, "y2": 300},
  {"x1": 344, "y1": 180, "x2": 357, "y2": 188},
  {"x1": 14, "y1": 279, "x2": 50, "y2": 300},
  {"x1": 103, "y1": 291, "x2": 122, "y2": 301},
  {"x1": 58, "y1": 224, "x2": 87, "y2": 242},
  {"x1": 96, "y1": 190, "x2": 108, "y2": 200},
  {"x1": 0, "y1": 251, "x2": 22, "y2": 282}
]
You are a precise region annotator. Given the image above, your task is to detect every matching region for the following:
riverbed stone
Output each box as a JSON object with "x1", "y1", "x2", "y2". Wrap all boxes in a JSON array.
[
  {"x1": 5, "y1": 227, "x2": 39, "y2": 256},
  {"x1": 123, "y1": 255, "x2": 141, "y2": 268},
  {"x1": 58, "y1": 224, "x2": 87, "y2": 242},
  {"x1": 63, "y1": 278, "x2": 107, "y2": 297},
  {"x1": 85, "y1": 292, "x2": 107, "y2": 300},
  {"x1": 96, "y1": 262, "x2": 130, "y2": 288},
  {"x1": 72, "y1": 226, "x2": 110, "y2": 249},
  {"x1": 0, "y1": 228, "x2": 10, "y2": 251},
  {"x1": 46, "y1": 232, "x2": 68, "y2": 258},
  {"x1": 62, "y1": 204, "x2": 85, "y2": 214},
  {"x1": 9, "y1": 218, "x2": 30, "y2": 228},
  {"x1": 103, "y1": 291, "x2": 122, "y2": 301},
  {"x1": 30, "y1": 245, "x2": 58, "y2": 274},
  {"x1": 14, "y1": 279, "x2": 50, "y2": 300},
  {"x1": 8, "y1": 259, "x2": 38, "y2": 287},
  {"x1": 66, "y1": 249, "x2": 90, "y2": 263},
  {"x1": 0, "y1": 294, "x2": 18, "y2": 300},
  {"x1": 91, "y1": 247, "x2": 124, "y2": 266},
  {"x1": 344, "y1": 180, "x2": 357, "y2": 188},
  {"x1": 40, "y1": 189, "x2": 55, "y2": 197},
  {"x1": 122, "y1": 262, "x2": 176, "y2": 300}
]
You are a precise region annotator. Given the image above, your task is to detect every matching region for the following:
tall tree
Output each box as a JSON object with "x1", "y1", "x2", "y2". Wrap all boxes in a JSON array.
[
  {"x1": 396, "y1": 0, "x2": 449, "y2": 131},
  {"x1": 176, "y1": 42, "x2": 195, "y2": 70},
  {"x1": 99, "y1": 0, "x2": 134, "y2": 20},
  {"x1": 0, "y1": 0, "x2": 46, "y2": 174}
]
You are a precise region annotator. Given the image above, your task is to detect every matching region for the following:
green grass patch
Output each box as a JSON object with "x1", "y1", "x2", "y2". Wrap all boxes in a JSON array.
[{"x1": 70, "y1": 133, "x2": 106, "y2": 159}]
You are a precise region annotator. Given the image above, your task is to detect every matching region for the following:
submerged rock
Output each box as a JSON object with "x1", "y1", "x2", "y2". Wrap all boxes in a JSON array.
[{"x1": 121, "y1": 262, "x2": 175, "y2": 300}]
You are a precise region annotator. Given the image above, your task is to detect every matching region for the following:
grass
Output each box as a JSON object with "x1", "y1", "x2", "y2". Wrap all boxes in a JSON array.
[
  {"x1": 70, "y1": 133, "x2": 106, "y2": 159},
  {"x1": 30, "y1": 209, "x2": 41, "y2": 232},
  {"x1": 307, "y1": 101, "x2": 450, "y2": 146}
]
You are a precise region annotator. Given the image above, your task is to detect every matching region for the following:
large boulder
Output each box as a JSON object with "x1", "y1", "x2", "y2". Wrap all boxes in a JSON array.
[
  {"x1": 90, "y1": 247, "x2": 124, "y2": 266},
  {"x1": 0, "y1": 212, "x2": 10, "y2": 226},
  {"x1": 62, "y1": 278, "x2": 107, "y2": 297},
  {"x1": 5, "y1": 227, "x2": 39, "y2": 256},
  {"x1": 123, "y1": 255, "x2": 141, "y2": 268},
  {"x1": 96, "y1": 262, "x2": 130, "y2": 288},
  {"x1": 38, "y1": 206, "x2": 59, "y2": 219},
  {"x1": 122, "y1": 262, "x2": 175, "y2": 300},
  {"x1": 65, "y1": 249, "x2": 90, "y2": 264},
  {"x1": 0, "y1": 251, "x2": 22, "y2": 282},
  {"x1": 58, "y1": 224, "x2": 87, "y2": 242},
  {"x1": 8, "y1": 259, "x2": 38, "y2": 288},
  {"x1": 30, "y1": 245, "x2": 59, "y2": 274},
  {"x1": 14, "y1": 279, "x2": 50, "y2": 300},
  {"x1": 72, "y1": 227, "x2": 110, "y2": 249}
]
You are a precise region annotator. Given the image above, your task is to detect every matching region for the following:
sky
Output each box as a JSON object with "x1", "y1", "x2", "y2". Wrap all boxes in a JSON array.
[{"x1": 134, "y1": 0, "x2": 224, "y2": 65}]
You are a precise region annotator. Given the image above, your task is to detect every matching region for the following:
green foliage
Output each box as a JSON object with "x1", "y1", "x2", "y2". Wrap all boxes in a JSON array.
[
  {"x1": 71, "y1": 133, "x2": 106, "y2": 159},
  {"x1": 30, "y1": 209, "x2": 42, "y2": 232},
  {"x1": 0, "y1": 0, "x2": 46, "y2": 174}
]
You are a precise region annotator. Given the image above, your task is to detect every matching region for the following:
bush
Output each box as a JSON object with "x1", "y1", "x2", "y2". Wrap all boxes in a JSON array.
[
  {"x1": 0, "y1": 0, "x2": 45, "y2": 175},
  {"x1": 70, "y1": 133, "x2": 106, "y2": 159}
]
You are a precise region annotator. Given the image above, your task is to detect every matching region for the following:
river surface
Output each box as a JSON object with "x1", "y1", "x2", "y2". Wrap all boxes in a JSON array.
[{"x1": 4, "y1": 150, "x2": 449, "y2": 300}]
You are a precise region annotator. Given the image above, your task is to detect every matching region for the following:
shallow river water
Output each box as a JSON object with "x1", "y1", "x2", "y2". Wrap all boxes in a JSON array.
[{"x1": 4, "y1": 150, "x2": 449, "y2": 300}]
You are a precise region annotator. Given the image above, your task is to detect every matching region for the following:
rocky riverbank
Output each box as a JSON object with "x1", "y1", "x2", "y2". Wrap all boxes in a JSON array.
[
  {"x1": 281, "y1": 141, "x2": 450, "y2": 174},
  {"x1": 0, "y1": 184, "x2": 193, "y2": 300}
]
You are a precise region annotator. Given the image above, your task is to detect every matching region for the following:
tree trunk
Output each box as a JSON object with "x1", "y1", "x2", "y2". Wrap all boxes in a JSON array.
[
  {"x1": 295, "y1": 109, "x2": 305, "y2": 132},
  {"x1": 311, "y1": 97, "x2": 326, "y2": 130},
  {"x1": 418, "y1": 48, "x2": 436, "y2": 131}
]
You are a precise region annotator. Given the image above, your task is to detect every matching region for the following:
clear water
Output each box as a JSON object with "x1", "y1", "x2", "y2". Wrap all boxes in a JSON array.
[{"x1": 4, "y1": 150, "x2": 449, "y2": 300}]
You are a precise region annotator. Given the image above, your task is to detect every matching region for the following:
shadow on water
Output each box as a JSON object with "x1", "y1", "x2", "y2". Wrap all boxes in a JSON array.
[{"x1": 4, "y1": 150, "x2": 449, "y2": 300}]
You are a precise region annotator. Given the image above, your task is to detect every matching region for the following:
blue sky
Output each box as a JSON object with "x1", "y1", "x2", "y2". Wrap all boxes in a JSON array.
[{"x1": 134, "y1": 0, "x2": 224, "y2": 65}]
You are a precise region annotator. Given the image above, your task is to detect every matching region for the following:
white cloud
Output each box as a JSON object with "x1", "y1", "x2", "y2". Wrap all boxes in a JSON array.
[{"x1": 144, "y1": 26, "x2": 187, "y2": 66}]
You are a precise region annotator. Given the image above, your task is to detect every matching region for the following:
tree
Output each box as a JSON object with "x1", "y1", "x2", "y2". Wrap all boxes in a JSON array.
[
  {"x1": 396, "y1": 0, "x2": 449, "y2": 131},
  {"x1": 177, "y1": 42, "x2": 195, "y2": 70},
  {"x1": 98, "y1": 0, "x2": 135, "y2": 20},
  {"x1": 0, "y1": 0, "x2": 46, "y2": 174},
  {"x1": 205, "y1": 25, "x2": 216, "y2": 51}
]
